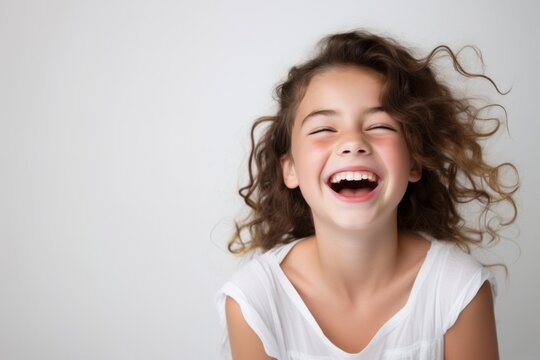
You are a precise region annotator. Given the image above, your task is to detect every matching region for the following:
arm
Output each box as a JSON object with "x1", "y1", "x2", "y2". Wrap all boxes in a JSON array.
[
  {"x1": 444, "y1": 281, "x2": 499, "y2": 360},
  {"x1": 225, "y1": 296, "x2": 276, "y2": 360}
]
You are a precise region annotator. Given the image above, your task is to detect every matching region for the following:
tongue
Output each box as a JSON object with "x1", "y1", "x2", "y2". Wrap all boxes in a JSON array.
[{"x1": 339, "y1": 188, "x2": 372, "y2": 197}]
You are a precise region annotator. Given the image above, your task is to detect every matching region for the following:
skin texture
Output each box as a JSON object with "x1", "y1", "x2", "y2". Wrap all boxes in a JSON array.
[
  {"x1": 281, "y1": 66, "x2": 421, "y2": 235},
  {"x1": 226, "y1": 65, "x2": 499, "y2": 359},
  {"x1": 444, "y1": 282, "x2": 499, "y2": 359},
  {"x1": 225, "y1": 296, "x2": 275, "y2": 360},
  {"x1": 278, "y1": 233, "x2": 430, "y2": 354}
]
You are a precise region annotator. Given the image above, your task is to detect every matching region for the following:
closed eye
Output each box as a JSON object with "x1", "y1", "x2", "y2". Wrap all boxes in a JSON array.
[
  {"x1": 367, "y1": 124, "x2": 397, "y2": 131},
  {"x1": 308, "y1": 127, "x2": 337, "y2": 135}
]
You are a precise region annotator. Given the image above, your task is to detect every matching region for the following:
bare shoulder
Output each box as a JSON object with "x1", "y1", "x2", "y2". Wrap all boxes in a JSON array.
[
  {"x1": 225, "y1": 296, "x2": 276, "y2": 360},
  {"x1": 444, "y1": 282, "x2": 499, "y2": 360}
]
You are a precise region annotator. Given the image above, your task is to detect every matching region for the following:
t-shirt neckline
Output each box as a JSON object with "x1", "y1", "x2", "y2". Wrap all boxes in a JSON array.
[{"x1": 269, "y1": 236, "x2": 440, "y2": 358}]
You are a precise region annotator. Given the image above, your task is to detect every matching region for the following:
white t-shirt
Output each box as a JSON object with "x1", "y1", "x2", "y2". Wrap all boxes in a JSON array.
[{"x1": 215, "y1": 237, "x2": 495, "y2": 360}]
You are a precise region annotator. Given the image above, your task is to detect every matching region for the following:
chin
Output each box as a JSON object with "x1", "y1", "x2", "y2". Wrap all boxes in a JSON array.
[{"x1": 319, "y1": 215, "x2": 378, "y2": 234}]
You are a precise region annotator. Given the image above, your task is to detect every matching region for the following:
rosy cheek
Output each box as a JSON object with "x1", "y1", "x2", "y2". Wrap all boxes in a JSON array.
[
  {"x1": 292, "y1": 141, "x2": 328, "y2": 176},
  {"x1": 296, "y1": 137, "x2": 329, "y2": 153},
  {"x1": 307, "y1": 144, "x2": 333, "y2": 166},
  {"x1": 385, "y1": 142, "x2": 412, "y2": 172},
  {"x1": 309, "y1": 140, "x2": 331, "y2": 151}
]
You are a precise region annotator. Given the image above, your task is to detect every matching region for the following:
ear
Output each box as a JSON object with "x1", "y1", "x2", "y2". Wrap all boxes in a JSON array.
[
  {"x1": 408, "y1": 159, "x2": 422, "y2": 183},
  {"x1": 280, "y1": 154, "x2": 299, "y2": 189}
]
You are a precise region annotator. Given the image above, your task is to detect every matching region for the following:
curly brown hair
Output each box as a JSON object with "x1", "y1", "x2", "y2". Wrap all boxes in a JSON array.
[{"x1": 228, "y1": 30, "x2": 518, "y2": 254}]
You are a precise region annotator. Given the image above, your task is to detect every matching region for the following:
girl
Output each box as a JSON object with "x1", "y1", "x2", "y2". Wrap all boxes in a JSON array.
[{"x1": 216, "y1": 30, "x2": 517, "y2": 360}]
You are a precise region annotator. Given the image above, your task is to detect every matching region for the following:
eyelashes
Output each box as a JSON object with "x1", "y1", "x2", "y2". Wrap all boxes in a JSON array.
[
  {"x1": 367, "y1": 124, "x2": 397, "y2": 131},
  {"x1": 308, "y1": 127, "x2": 337, "y2": 135},
  {"x1": 307, "y1": 124, "x2": 397, "y2": 135}
]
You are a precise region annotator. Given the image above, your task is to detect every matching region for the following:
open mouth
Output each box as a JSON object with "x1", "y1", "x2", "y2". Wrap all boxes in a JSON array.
[{"x1": 328, "y1": 171, "x2": 379, "y2": 197}]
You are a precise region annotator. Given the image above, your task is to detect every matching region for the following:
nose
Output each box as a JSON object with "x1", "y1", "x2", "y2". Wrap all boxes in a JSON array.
[{"x1": 337, "y1": 134, "x2": 371, "y2": 156}]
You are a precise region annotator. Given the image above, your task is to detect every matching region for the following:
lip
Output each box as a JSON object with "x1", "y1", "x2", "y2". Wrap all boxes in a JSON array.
[{"x1": 325, "y1": 166, "x2": 382, "y2": 203}]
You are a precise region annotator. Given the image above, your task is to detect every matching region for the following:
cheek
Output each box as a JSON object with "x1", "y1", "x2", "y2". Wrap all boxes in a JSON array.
[
  {"x1": 291, "y1": 143, "x2": 328, "y2": 183},
  {"x1": 384, "y1": 141, "x2": 413, "y2": 175}
]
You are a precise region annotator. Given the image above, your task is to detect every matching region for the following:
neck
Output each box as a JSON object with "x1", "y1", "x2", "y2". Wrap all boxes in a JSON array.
[{"x1": 311, "y1": 217, "x2": 402, "y2": 304}]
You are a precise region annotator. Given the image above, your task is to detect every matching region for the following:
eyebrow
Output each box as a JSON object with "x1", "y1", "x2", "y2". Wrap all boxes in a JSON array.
[{"x1": 301, "y1": 106, "x2": 385, "y2": 126}]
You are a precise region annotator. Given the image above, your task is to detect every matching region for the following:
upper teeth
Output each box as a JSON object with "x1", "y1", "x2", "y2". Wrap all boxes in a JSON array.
[{"x1": 330, "y1": 171, "x2": 377, "y2": 184}]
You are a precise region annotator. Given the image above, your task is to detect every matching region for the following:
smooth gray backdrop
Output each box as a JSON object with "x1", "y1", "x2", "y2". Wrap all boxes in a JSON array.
[{"x1": 1, "y1": 0, "x2": 538, "y2": 359}]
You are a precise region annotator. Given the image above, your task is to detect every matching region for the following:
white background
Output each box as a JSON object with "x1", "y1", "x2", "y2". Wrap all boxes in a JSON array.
[{"x1": 1, "y1": 0, "x2": 538, "y2": 359}]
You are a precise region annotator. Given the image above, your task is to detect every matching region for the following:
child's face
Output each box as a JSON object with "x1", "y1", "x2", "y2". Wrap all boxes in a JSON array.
[{"x1": 281, "y1": 65, "x2": 421, "y2": 233}]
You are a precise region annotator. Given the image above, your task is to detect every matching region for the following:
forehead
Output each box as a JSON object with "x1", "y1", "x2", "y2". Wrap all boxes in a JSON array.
[{"x1": 295, "y1": 65, "x2": 385, "y2": 121}]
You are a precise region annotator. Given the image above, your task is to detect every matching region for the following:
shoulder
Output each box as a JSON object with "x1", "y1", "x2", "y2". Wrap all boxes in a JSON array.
[
  {"x1": 215, "y1": 241, "x2": 299, "y2": 359},
  {"x1": 219, "y1": 241, "x2": 297, "y2": 306},
  {"x1": 216, "y1": 249, "x2": 279, "y2": 328},
  {"x1": 444, "y1": 281, "x2": 499, "y2": 359},
  {"x1": 432, "y1": 240, "x2": 495, "y2": 294},
  {"x1": 425, "y1": 239, "x2": 496, "y2": 332},
  {"x1": 225, "y1": 296, "x2": 277, "y2": 360}
]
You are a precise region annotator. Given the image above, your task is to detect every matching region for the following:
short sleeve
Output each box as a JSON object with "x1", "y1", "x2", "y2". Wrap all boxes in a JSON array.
[
  {"x1": 215, "y1": 259, "x2": 281, "y2": 359},
  {"x1": 440, "y1": 246, "x2": 497, "y2": 332}
]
